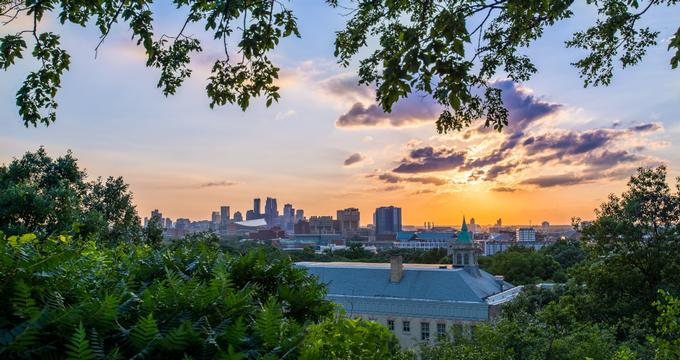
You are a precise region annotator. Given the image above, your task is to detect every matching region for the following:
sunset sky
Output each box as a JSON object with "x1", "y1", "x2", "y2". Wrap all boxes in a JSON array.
[{"x1": 2, "y1": 2, "x2": 679, "y2": 226}]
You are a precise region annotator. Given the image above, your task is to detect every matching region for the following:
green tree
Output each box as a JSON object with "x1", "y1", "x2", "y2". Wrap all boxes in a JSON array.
[
  {"x1": 572, "y1": 166, "x2": 680, "y2": 338},
  {"x1": 541, "y1": 239, "x2": 585, "y2": 270},
  {"x1": 299, "y1": 317, "x2": 400, "y2": 359},
  {"x1": 478, "y1": 246, "x2": 566, "y2": 284},
  {"x1": 2, "y1": 1, "x2": 679, "y2": 131},
  {"x1": 0, "y1": 148, "x2": 141, "y2": 244},
  {"x1": 648, "y1": 290, "x2": 680, "y2": 359}
]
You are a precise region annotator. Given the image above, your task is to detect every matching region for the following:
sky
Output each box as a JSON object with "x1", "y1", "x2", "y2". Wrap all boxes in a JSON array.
[{"x1": 1, "y1": 2, "x2": 679, "y2": 226}]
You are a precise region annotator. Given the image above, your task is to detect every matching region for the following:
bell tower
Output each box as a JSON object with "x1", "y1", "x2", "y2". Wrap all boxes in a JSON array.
[{"x1": 451, "y1": 217, "x2": 479, "y2": 274}]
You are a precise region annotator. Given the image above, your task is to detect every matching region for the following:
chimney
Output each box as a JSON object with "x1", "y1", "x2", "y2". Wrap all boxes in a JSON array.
[{"x1": 390, "y1": 255, "x2": 403, "y2": 283}]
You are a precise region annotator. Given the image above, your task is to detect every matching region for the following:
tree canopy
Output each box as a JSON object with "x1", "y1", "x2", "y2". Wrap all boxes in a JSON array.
[
  {"x1": 1, "y1": 0, "x2": 678, "y2": 131},
  {"x1": 0, "y1": 147, "x2": 141, "y2": 244}
]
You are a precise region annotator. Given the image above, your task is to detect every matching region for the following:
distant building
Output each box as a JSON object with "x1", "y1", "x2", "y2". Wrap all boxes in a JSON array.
[
  {"x1": 211, "y1": 211, "x2": 220, "y2": 226},
  {"x1": 283, "y1": 204, "x2": 295, "y2": 232},
  {"x1": 298, "y1": 216, "x2": 520, "y2": 349},
  {"x1": 253, "y1": 198, "x2": 261, "y2": 217},
  {"x1": 309, "y1": 216, "x2": 335, "y2": 234},
  {"x1": 245, "y1": 210, "x2": 257, "y2": 221},
  {"x1": 374, "y1": 206, "x2": 402, "y2": 235},
  {"x1": 175, "y1": 218, "x2": 190, "y2": 230},
  {"x1": 294, "y1": 219, "x2": 311, "y2": 234},
  {"x1": 337, "y1": 208, "x2": 360, "y2": 238},
  {"x1": 143, "y1": 217, "x2": 149, "y2": 228},
  {"x1": 295, "y1": 209, "x2": 304, "y2": 223},
  {"x1": 541, "y1": 221, "x2": 550, "y2": 231},
  {"x1": 516, "y1": 228, "x2": 536, "y2": 242},
  {"x1": 220, "y1": 206, "x2": 230, "y2": 224},
  {"x1": 496, "y1": 218, "x2": 502, "y2": 227},
  {"x1": 469, "y1": 217, "x2": 478, "y2": 233},
  {"x1": 165, "y1": 218, "x2": 173, "y2": 229},
  {"x1": 232, "y1": 211, "x2": 243, "y2": 222},
  {"x1": 265, "y1": 197, "x2": 278, "y2": 225}
]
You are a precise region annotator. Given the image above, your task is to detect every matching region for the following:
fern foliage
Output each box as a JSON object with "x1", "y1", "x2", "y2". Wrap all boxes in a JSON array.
[{"x1": 0, "y1": 232, "x2": 335, "y2": 358}]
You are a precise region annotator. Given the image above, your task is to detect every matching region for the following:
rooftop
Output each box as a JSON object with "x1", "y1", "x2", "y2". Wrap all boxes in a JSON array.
[{"x1": 297, "y1": 261, "x2": 513, "y2": 304}]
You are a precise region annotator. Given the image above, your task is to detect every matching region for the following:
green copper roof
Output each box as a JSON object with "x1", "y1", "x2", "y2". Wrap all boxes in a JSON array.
[{"x1": 457, "y1": 216, "x2": 473, "y2": 243}]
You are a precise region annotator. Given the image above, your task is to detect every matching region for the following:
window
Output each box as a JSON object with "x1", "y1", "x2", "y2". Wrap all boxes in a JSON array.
[
  {"x1": 387, "y1": 320, "x2": 395, "y2": 331},
  {"x1": 437, "y1": 323, "x2": 446, "y2": 338},
  {"x1": 463, "y1": 253, "x2": 469, "y2": 265},
  {"x1": 456, "y1": 253, "x2": 462, "y2": 264},
  {"x1": 402, "y1": 320, "x2": 410, "y2": 333},
  {"x1": 421, "y1": 322, "x2": 430, "y2": 341}
]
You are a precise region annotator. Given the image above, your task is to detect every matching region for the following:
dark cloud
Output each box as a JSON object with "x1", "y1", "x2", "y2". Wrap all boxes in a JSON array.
[
  {"x1": 370, "y1": 172, "x2": 448, "y2": 186},
  {"x1": 485, "y1": 162, "x2": 518, "y2": 180},
  {"x1": 491, "y1": 186, "x2": 517, "y2": 192},
  {"x1": 343, "y1": 153, "x2": 366, "y2": 166},
  {"x1": 584, "y1": 150, "x2": 641, "y2": 168},
  {"x1": 493, "y1": 80, "x2": 562, "y2": 132},
  {"x1": 336, "y1": 95, "x2": 441, "y2": 128},
  {"x1": 524, "y1": 129, "x2": 620, "y2": 160},
  {"x1": 520, "y1": 174, "x2": 590, "y2": 188},
  {"x1": 195, "y1": 181, "x2": 237, "y2": 189},
  {"x1": 629, "y1": 122, "x2": 661, "y2": 133},
  {"x1": 393, "y1": 146, "x2": 466, "y2": 173}
]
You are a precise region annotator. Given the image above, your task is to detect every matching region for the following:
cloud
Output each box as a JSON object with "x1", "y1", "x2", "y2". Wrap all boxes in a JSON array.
[
  {"x1": 370, "y1": 173, "x2": 449, "y2": 186},
  {"x1": 493, "y1": 80, "x2": 562, "y2": 132},
  {"x1": 172, "y1": 180, "x2": 236, "y2": 189},
  {"x1": 393, "y1": 146, "x2": 466, "y2": 173},
  {"x1": 520, "y1": 174, "x2": 590, "y2": 188},
  {"x1": 629, "y1": 122, "x2": 662, "y2": 133},
  {"x1": 343, "y1": 153, "x2": 366, "y2": 166},
  {"x1": 336, "y1": 96, "x2": 441, "y2": 128},
  {"x1": 490, "y1": 186, "x2": 517, "y2": 192}
]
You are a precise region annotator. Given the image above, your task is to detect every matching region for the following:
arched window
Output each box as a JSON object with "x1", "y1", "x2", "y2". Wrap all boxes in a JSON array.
[
  {"x1": 456, "y1": 253, "x2": 463, "y2": 265},
  {"x1": 463, "y1": 253, "x2": 469, "y2": 265}
]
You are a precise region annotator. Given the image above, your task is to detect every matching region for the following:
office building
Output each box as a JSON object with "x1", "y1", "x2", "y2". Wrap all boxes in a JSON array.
[
  {"x1": 309, "y1": 216, "x2": 335, "y2": 234},
  {"x1": 253, "y1": 198, "x2": 261, "y2": 217},
  {"x1": 337, "y1": 208, "x2": 360, "y2": 238},
  {"x1": 246, "y1": 210, "x2": 257, "y2": 221},
  {"x1": 294, "y1": 219, "x2": 311, "y2": 234},
  {"x1": 283, "y1": 204, "x2": 295, "y2": 231},
  {"x1": 265, "y1": 197, "x2": 278, "y2": 225},
  {"x1": 211, "y1": 211, "x2": 220, "y2": 225},
  {"x1": 220, "y1": 206, "x2": 230, "y2": 224},
  {"x1": 516, "y1": 227, "x2": 536, "y2": 242},
  {"x1": 233, "y1": 211, "x2": 243, "y2": 222},
  {"x1": 374, "y1": 206, "x2": 402, "y2": 235},
  {"x1": 295, "y1": 209, "x2": 304, "y2": 223}
]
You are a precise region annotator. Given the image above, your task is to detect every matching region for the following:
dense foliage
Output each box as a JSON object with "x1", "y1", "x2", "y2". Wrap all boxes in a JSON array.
[
  {"x1": 0, "y1": 232, "x2": 335, "y2": 359},
  {"x1": 0, "y1": 148, "x2": 141, "y2": 245},
  {"x1": 2, "y1": 1, "x2": 679, "y2": 132}
]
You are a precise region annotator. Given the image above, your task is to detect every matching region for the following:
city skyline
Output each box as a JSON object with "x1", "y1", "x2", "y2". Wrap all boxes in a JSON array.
[{"x1": 2, "y1": 2, "x2": 679, "y2": 225}]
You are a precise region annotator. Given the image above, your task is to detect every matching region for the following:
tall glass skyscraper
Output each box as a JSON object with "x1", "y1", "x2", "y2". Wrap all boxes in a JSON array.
[{"x1": 374, "y1": 206, "x2": 402, "y2": 235}]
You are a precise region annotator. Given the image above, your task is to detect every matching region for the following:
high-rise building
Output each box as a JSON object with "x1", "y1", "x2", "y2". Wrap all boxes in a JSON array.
[
  {"x1": 220, "y1": 206, "x2": 230, "y2": 224},
  {"x1": 175, "y1": 218, "x2": 191, "y2": 230},
  {"x1": 283, "y1": 204, "x2": 294, "y2": 231},
  {"x1": 337, "y1": 208, "x2": 360, "y2": 237},
  {"x1": 211, "y1": 211, "x2": 220, "y2": 225},
  {"x1": 264, "y1": 197, "x2": 278, "y2": 225},
  {"x1": 541, "y1": 221, "x2": 550, "y2": 231},
  {"x1": 165, "y1": 218, "x2": 173, "y2": 229},
  {"x1": 295, "y1": 209, "x2": 304, "y2": 223},
  {"x1": 496, "y1": 218, "x2": 502, "y2": 227},
  {"x1": 245, "y1": 210, "x2": 256, "y2": 220},
  {"x1": 374, "y1": 206, "x2": 402, "y2": 235},
  {"x1": 516, "y1": 228, "x2": 536, "y2": 242},
  {"x1": 253, "y1": 198, "x2": 261, "y2": 217},
  {"x1": 143, "y1": 217, "x2": 149, "y2": 228},
  {"x1": 469, "y1": 217, "x2": 478, "y2": 233},
  {"x1": 233, "y1": 211, "x2": 243, "y2": 222},
  {"x1": 309, "y1": 216, "x2": 335, "y2": 234}
]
